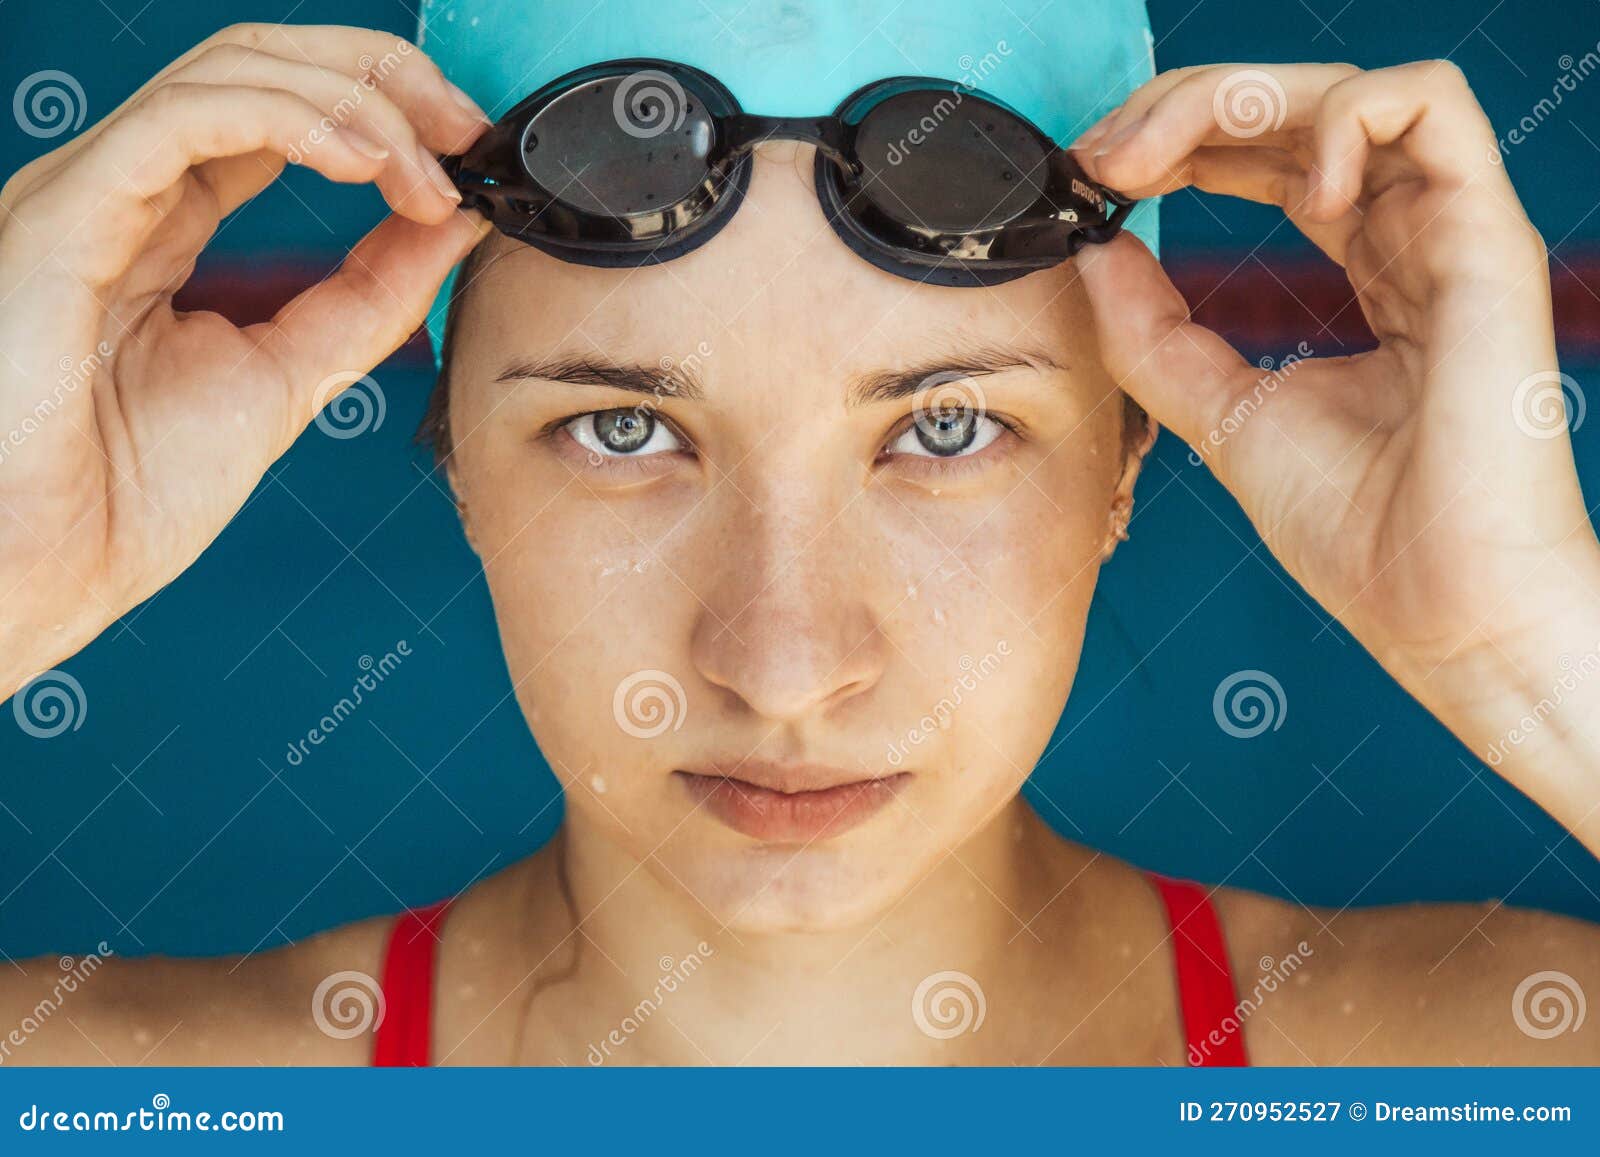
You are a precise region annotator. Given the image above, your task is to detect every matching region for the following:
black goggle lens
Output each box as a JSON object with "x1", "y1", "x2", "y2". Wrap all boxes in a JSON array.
[
  {"x1": 521, "y1": 74, "x2": 718, "y2": 219},
  {"x1": 447, "y1": 60, "x2": 1130, "y2": 276},
  {"x1": 852, "y1": 91, "x2": 1049, "y2": 234}
]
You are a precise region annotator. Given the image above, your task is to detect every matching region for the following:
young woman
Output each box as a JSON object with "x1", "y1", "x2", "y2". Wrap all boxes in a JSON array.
[{"x1": 0, "y1": 17, "x2": 1596, "y2": 1066}]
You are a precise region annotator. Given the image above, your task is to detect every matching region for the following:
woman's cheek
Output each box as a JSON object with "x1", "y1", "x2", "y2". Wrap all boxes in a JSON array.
[
  {"x1": 879, "y1": 457, "x2": 1103, "y2": 631},
  {"x1": 875, "y1": 460, "x2": 1102, "y2": 760},
  {"x1": 476, "y1": 478, "x2": 703, "y2": 741}
]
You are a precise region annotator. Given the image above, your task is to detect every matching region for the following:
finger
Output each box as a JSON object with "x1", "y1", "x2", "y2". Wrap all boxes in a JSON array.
[
  {"x1": 1114, "y1": 144, "x2": 1305, "y2": 203},
  {"x1": 1122, "y1": 145, "x2": 1360, "y2": 263},
  {"x1": 191, "y1": 150, "x2": 286, "y2": 219},
  {"x1": 11, "y1": 83, "x2": 415, "y2": 289},
  {"x1": 1070, "y1": 65, "x2": 1202, "y2": 152},
  {"x1": 246, "y1": 208, "x2": 491, "y2": 436},
  {"x1": 1075, "y1": 233, "x2": 1254, "y2": 464},
  {"x1": 1085, "y1": 64, "x2": 1362, "y2": 194},
  {"x1": 4, "y1": 23, "x2": 488, "y2": 205},
  {"x1": 1306, "y1": 60, "x2": 1506, "y2": 222},
  {"x1": 157, "y1": 43, "x2": 469, "y2": 219},
  {"x1": 206, "y1": 24, "x2": 490, "y2": 150}
]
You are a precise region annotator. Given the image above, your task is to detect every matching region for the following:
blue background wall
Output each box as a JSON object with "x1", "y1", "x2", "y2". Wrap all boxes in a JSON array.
[{"x1": 2, "y1": 0, "x2": 1598, "y2": 958}]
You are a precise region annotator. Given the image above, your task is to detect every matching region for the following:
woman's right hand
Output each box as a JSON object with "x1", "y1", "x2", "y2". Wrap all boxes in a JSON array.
[{"x1": 0, "y1": 23, "x2": 492, "y2": 696}]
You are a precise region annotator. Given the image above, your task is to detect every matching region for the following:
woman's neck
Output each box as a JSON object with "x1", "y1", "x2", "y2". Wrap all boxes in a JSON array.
[{"x1": 527, "y1": 795, "x2": 1092, "y2": 1065}]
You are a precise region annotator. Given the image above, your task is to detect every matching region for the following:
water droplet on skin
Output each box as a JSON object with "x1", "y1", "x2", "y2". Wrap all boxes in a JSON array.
[
  {"x1": 133, "y1": 1028, "x2": 151, "y2": 1046},
  {"x1": 932, "y1": 607, "x2": 946, "y2": 625},
  {"x1": 1340, "y1": 1000, "x2": 1355, "y2": 1015},
  {"x1": 905, "y1": 583, "x2": 918, "y2": 599},
  {"x1": 591, "y1": 774, "x2": 607, "y2": 794}
]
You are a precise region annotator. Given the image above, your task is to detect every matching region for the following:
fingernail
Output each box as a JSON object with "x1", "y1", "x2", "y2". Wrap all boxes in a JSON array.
[
  {"x1": 336, "y1": 128, "x2": 390, "y2": 161},
  {"x1": 446, "y1": 81, "x2": 491, "y2": 124},
  {"x1": 418, "y1": 142, "x2": 462, "y2": 202},
  {"x1": 1075, "y1": 107, "x2": 1122, "y2": 149},
  {"x1": 1094, "y1": 114, "x2": 1147, "y2": 160}
]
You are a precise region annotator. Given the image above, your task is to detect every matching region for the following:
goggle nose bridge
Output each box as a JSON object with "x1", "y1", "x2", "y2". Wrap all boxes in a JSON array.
[{"x1": 720, "y1": 114, "x2": 858, "y2": 172}]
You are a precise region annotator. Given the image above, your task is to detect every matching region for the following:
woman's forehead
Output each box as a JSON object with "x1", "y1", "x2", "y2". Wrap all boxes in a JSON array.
[{"x1": 461, "y1": 154, "x2": 1090, "y2": 378}]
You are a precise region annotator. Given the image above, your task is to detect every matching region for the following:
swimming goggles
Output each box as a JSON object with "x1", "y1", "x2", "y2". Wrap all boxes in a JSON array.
[{"x1": 441, "y1": 58, "x2": 1135, "y2": 286}]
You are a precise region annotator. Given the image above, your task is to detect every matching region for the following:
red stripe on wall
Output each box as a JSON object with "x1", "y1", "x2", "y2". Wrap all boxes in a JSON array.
[{"x1": 172, "y1": 251, "x2": 1600, "y2": 367}]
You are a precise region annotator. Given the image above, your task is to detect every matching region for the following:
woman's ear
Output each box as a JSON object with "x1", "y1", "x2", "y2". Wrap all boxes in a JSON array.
[{"x1": 1101, "y1": 401, "x2": 1159, "y2": 561}]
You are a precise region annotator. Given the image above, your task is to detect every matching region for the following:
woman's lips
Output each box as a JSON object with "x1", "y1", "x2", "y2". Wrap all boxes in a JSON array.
[{"x1": 675, "y1": 767, "x2": 912, "y2": 843}]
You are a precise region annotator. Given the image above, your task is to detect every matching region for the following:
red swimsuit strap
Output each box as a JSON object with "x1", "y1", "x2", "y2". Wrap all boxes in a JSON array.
[
  {"x1": 1147, "y1": 873, "x2": 1250, "y2": 1066},
  {"x1": 370, "y1": 880, "x2": 1247, "y2": 1067},
  {"x1": 370, "y1": 898, "x2": 453, "y2": 1067}
]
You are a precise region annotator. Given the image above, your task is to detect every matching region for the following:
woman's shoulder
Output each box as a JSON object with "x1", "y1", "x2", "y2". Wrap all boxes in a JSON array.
[
  {"x1": 1213, "y1": 885, "x2": 1600, "y2": 1064},
  {"x1": 0, "y1": 909, "x2": 397, "y2": 1066}
]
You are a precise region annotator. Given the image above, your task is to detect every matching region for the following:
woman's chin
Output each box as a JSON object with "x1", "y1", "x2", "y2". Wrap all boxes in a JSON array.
[{"x1": 652, "y1": 842, "x2": 919, "y2": 935}]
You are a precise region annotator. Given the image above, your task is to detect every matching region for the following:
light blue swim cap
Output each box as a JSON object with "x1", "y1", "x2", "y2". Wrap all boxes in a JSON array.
[{"x1": 418, "y1": 0, "x2": 1159, "y2": 372}]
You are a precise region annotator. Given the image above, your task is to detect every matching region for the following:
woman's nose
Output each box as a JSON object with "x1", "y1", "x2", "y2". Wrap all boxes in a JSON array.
[{"x1": 688, "y1": 491, "x2": 887, "y2": 723}]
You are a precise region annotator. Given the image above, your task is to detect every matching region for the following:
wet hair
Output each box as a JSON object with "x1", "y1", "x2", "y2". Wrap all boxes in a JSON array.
[{"x1": 416, "y1": 236, "x2": 495, "y2": 468}]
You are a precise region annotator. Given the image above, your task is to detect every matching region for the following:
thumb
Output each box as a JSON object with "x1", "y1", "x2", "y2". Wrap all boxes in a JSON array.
[
  {"x1": 247, "y1": 208, "x2": 491, "y2": 416},
  {"x1": 1076, "y1": 233, "x2": 1251, "y2": 462}
]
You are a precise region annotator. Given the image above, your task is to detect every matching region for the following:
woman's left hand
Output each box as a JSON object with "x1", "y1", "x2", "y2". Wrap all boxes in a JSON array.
[{"x1": 1073, "y1": 61, "x2": 1600, "y2": 849}]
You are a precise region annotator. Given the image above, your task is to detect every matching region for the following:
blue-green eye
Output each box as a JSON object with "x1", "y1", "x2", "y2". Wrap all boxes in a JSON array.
[
  {"x1": 887, "y1": 406, "x2": 1004, "y2": 458},
  {"x1": 565, "y1": 409, "x2": 684, "y2": 457}
]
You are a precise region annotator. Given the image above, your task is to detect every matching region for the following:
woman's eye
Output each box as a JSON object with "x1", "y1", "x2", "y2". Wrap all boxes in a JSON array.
[
  {"x1": 564, "y1": 409, "x2": 683, "y2": 458},
  {"x1": 886, "y1": 405, "x2": 1005, "y2": 459}
]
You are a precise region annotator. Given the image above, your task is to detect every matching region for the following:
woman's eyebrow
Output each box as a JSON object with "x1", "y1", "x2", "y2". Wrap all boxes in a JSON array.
[
  {"x1": 493, "y1": 354, "x2": 706, "y2": 400},
  {"x1": 847, "y1": 344, "x2": 1068, "y2": 407}
]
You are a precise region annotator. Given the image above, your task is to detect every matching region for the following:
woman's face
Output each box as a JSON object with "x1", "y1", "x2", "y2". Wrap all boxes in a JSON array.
[{"x1": 445, "y1": 142, "x2": 1143, "y2": 933}]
